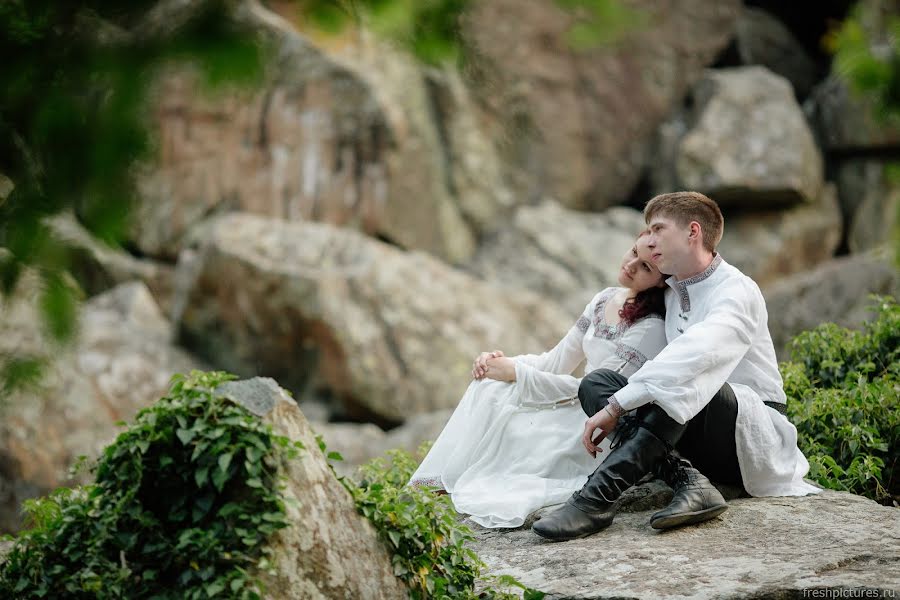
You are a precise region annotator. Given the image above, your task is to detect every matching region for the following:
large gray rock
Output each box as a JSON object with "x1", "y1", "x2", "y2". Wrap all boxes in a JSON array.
[
  {"x1": 462, "y1": 0, "x2": 741, "y2": 210},
  {"x1": 135, "y1": 3, "x2": 504, "y2": 265},
  {"x1": 173, "y1": 213, "x2": 572, "y2": 424},
  {"x1": 470, "y1": 200, "x2": 648, "y2": 316},
  {"x1": 214, "y1": 377, "x2": 407, "y2": 599},
  {"x1": 676, "y1": 67, "x2": 824, "y2": 207},
  {"x1": 835, "y1": 160, "x2": 900, "y2": 254},
  {"x1": 733, "y1": 7, "x2": 819, "y2": 98},
  {"x1": 764, "y1": 251, "x2": 900, "y2": 359},
  {"x1": 0, "y1": 280, "x2": 206, "y2": 533},
  {"x1": 473, "y1": 490, "x2": 900, "y2": 598},
  {"x1": 718, "y1": 183, "x2": 842, "y2": 288},
  {"x1": 46, "y1": 213, "x2": 175, "y2": 316}
]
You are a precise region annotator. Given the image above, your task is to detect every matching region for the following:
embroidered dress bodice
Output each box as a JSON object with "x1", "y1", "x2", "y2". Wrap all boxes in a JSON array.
[{"x1": 408, "y1": 288, "x2": 668, "y2": 528}]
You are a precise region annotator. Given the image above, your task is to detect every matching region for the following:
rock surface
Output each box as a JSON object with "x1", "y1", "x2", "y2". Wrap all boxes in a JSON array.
[
  {"x1": 46, "y1": 213, "x2": 175, "y2": 316},
  {"x1": 135, "y1": 4, "x2": 499, "y2": 265},
  {"x1": 173, "y1": 213, "x2": 572, "y2": 424},
  {"x1": 462, "y1": 0, "x2": 741, "y2": 209},
  {"x1": 470, "y1": 201, "x2": 648, "y2": 316},
  {"x1": 675, "y1": 67, "x2": 824, "y2": 207},
  {"x1": 763, "y1": 251, "x2": 900, "y2": 359},
  {"x1": 835, "y1": 160, "x2": 900, "y2": 254},
  {"x1": 0, "y1": 280, "x2": 205, "y2": 533},
  {"x1": 733, "y1": 7, "x2": 819, "y2": 98},
  {"x1": 473, "y1": 489, "x2": 900, "y2": 599},
  {"x1": 805, "y1": 75, "x2": 900, "y2": 152},
  {"x1": 314, "y1": 409, "x2": 453, "y2": 478},
  {"x1": 717, "y1": 183, "x2": 842, "y2": 288},
  {"x1": 214, "y1": 377, "x2": 407, "y2": 599}
]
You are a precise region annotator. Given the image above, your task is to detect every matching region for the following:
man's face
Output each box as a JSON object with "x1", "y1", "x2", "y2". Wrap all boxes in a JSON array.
[{"x1": 645, "y1": 215, "x2": 691, "y2": 276}]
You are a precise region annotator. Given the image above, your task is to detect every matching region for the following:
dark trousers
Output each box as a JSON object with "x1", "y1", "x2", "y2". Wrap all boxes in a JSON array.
[{"x1": 578, "y1": 369, "x2": 743, "y2": 485}]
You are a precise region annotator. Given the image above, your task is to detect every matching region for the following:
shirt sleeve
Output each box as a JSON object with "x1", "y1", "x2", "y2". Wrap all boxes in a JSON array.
[
  {"x1": 614, "y1": 279, "x2": 762, "y2": 424},
  {"x1": 593, "y1": 316, "x2": 668, "y2": 378},
  {"x1": 509, "y1": 293, "x2": 596, "y2": 407}
]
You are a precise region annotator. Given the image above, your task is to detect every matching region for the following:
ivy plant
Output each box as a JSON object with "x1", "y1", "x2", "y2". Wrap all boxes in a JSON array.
[{"x1": 0, "y1": 370, "x2": 303, "y2": 599}]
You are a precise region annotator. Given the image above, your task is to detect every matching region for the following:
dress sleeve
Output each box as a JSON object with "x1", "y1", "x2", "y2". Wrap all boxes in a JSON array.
[
  {"x1": 510, "y1": 292, "x2": 596, "y2": 407},
  {"x1": 593, "y1": 316, "x2": 667, "y2": 378},
  {"x1": 614, "y1": 278, "x2": 762, "y2": 424}
]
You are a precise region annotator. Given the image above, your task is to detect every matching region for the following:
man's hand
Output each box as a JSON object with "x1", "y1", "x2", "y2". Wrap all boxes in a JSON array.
[
  {"x1": 583, "y1": 407, "x2": 619, "y2": 458},
  {"x1": 472, "y1": 350, "x2": 505, "y2": 380},
  {"x1": 482, "y1": 356, "x2": 516, "y2": 382}
]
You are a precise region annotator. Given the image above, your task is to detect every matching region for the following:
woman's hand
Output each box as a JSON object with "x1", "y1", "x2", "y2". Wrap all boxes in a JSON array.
[
  {"x1": 482, "y1": 356, "x2": 517, "y2": 382},
  {"x1": 582, "y1": 407, "x2": 619, "y2": 458},
  {"x1": 472, "y1": 350, "x2": 505, "y2": 380}
]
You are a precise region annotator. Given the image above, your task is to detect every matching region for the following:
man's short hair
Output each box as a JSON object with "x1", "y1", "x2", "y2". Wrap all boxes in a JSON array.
[{"x1": 643, "y1": 191, "x2": 724, "y2": 252}]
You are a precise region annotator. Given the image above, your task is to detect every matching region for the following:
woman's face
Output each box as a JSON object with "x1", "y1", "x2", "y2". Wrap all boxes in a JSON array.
[{"x1": 617, "y1": 235, "x2": 666, "y2": 292}]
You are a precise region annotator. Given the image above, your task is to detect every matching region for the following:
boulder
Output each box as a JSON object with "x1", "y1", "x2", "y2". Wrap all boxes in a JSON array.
[
  {"x1": 315, "y1": 410, "x2": 453, "y2": 479},
  {"x1": 134, "y1": 3, "x2": 503, "y2": 265},
  {"x1": 717, "y1": 183, "x2": 842, "y2": 288},
  {"x1": 675, "y1": 67, "x2": 824, "y2": 207},
  {"x1": 763, "y1": 251, "x2": 900, "y2": 359},
  {"x1": 213, "y1": 377, "x2": 407, "y2": 599},
  {"x1": 46, "y1": 213, "x2": 175, "y2": 316},
  {"x1": 473, "y1": 489, "x2": 900, "y2": 598},
  {"x1": 0, "y1": 280, "x2": 206, "y2": 533},
  {"x1": 470, "y1": 200, "x2": 648, "y2": 316},
  {"x1": 733, "y1": 7, "x2": 819, "y2": 98},
  {"x1": 461, "y1": 0, "x2": 741, "y2": 210},
  {"x1": 172, "y1": 213, "x2": 572, "y2": 424},
  {"x1": 805, "y1": 75, "x2": 900, "y2": 152},
  {"x1": 835, "y1": 160, "x2": 900, "y2": 254}
]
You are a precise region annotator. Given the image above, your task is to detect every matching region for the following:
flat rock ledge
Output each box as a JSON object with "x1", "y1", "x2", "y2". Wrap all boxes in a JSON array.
[{"x1": 471, "y1": 489, "x2": 900, "y2": 599}]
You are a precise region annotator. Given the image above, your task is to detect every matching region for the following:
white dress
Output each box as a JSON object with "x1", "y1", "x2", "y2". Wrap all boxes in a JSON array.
[{"x1": 409, "y1": 288, "x2": 668, "y2": 528}]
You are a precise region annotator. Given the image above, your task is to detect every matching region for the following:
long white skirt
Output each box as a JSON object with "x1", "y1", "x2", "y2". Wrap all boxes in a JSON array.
[{"x1": 409, "y1": 378, "x2": 609, "y2": 528}]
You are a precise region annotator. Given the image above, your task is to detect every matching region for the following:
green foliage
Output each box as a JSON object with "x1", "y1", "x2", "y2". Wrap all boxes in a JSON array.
[
  {"x1": 783, "y1": 296, "x2": 899, "y2": 504},
  {"x1": 339, "y1": 443, "x2": 543, "y2": 599},
  {"x1": 831, "y1": 6, "x2": 900, "y2": 124},
  {"x1": 0, "y1": 370, "x2": 303, "y2": 599}
]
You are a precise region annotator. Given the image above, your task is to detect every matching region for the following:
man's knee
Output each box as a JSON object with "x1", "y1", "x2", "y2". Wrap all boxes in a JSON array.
[{"x1": 578, "y1": 368, "x2": 628, "y2": 417}]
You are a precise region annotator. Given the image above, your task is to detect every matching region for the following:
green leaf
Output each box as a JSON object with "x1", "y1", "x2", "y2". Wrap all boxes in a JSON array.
[
  {"x1": 177, "y1": 428, "x2": 195, "y2": 445},
  {"x1": 218, "y1": 452, "x2": 233, "y2": 473}
]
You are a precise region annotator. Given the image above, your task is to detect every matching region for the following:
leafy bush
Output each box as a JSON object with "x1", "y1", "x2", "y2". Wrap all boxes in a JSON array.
[
  {"x1": 0, "y1": 370, "x2": 302, "y2": 599},
  {"x1": 783, "y1": 296, "x2": 899, "y2": 504},
  {"x1": 339, "y1": 444, "x2": 544, "y2": 600}
]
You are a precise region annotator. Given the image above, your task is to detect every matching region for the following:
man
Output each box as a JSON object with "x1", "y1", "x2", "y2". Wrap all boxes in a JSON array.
[{"x1": 532, "y1": 191, "x2": 820, "y2": 542}]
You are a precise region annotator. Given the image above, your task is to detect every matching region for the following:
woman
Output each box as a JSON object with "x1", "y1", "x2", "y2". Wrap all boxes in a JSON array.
[{"x1": 409, "y1": 232, "x2": 669, "y2": 528}]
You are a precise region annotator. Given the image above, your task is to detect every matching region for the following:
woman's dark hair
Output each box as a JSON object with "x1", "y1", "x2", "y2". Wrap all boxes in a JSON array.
[{"x1": 619, "y1": 286, "x2": 666, "y2": 326}]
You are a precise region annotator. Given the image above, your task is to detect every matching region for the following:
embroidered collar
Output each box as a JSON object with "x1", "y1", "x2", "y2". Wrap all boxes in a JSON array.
[{"x1": 667, "y1": 254, "x2": 724, "y2": 313}]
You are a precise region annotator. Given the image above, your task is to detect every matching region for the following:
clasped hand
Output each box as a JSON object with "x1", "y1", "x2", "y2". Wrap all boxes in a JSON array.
[
  {"x1": 582, "y1": 406, "x2": 618, "y2": 458},
  {"x1": 471, "y1": 350, "x2": 516, "y2": 382}
]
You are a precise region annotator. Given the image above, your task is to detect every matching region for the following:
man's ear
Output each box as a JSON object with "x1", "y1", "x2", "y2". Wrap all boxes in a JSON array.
[{"x1": 688, "y1": 221, "x2": 702, "y2": 242}]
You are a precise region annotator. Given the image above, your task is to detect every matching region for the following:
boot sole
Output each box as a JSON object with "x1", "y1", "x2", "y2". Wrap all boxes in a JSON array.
[
  {"x1": 532, "y1": 526, "x2": 608, "y2": 542},
  {"x1": 650, "y1": 505, "x2": 728, "y2": 530}
]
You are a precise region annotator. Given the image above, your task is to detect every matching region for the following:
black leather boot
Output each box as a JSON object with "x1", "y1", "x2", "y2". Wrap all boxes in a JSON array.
[
  {"x1": 532, "y1": 411, "x2": 676, "y2": 542},
  {"x1": 650, "y1": 454, "x2": 728, "y2": 530}
]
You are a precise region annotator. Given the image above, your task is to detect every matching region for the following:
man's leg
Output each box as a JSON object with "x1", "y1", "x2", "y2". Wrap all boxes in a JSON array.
[
  {"x1": 650, "y1": 383, "x2": 740, "y2": 529},
  {"x1": 532, "y1": 369, "x2": 689, "y2": 541}
]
